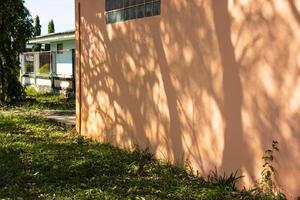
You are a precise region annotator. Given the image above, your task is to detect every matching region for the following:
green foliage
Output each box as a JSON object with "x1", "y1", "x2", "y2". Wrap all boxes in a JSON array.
[
  {"x1": 24, "y1": 86, "x2": 39, "y2": 96},
  {"x1": 258, "y1": 141, "x2": 286, "y2": 199},
  {"x1": 12, "y1": 87, "x2": 75, "y2": 110},
  {"x1": 48, "y1": 19, "x2": 55, "y2": 34},
  {"x1": 0, "y1": 113, "x2": 203, "y2": 199},
  {"x1": 207, "y1": 169, "x2": 242, "y2": 191},
  {"x1": 45, "y1": 19, "x2": 55, "y2": 51},
  {"x1": 76, "y1": 135, "x2": 85, "y2": 145},
  {"x1": 32, "y1": 15, "x2": 42, "y2": 52},
  {"x1": 33, "y1": 15, "x2": 41, "y2": 36},
  {"x1": 0, "y1": 0, "x2": 33, "y2": 103}
]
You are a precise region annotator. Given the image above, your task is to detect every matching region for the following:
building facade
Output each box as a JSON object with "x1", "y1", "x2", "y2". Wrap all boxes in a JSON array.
[
  {"x1": 20, "y1": 30, "x2": 75, "y2": 91},
  {"x1": 75, "y1": 0, "x2": 300, "y2": 198}
]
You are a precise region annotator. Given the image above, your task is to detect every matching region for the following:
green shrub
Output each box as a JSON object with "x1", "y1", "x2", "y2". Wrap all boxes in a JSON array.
[
  {"x1": 24, "y1": 87, "x2": 38, "y2": 96},
  {"x1": 206, "y1": 169, "x2": 242, "y2": 191}
]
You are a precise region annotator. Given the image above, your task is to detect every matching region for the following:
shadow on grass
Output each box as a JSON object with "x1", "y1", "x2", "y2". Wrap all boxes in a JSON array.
[
  {"x1": 0, "y1": 114, "x2": 206, "y2": 199},
  {"x1": 0, "y1": 114, "x2": 277, "y2": 199}
]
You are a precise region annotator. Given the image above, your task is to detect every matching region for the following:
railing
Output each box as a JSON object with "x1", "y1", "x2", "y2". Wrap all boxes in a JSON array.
[{"x1": 20, "y1": 50, "x2": 75, "y2": 92}]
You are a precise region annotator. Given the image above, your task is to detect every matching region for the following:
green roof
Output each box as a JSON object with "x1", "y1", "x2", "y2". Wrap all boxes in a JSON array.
[{"x1": 29, "y1": 30, "x2": 75, "y2": 44}]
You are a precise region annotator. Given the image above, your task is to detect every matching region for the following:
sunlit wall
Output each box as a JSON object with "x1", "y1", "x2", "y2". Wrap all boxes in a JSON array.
[{"x1": 75, "y1": 0, "x2": 300, "y2": 198}]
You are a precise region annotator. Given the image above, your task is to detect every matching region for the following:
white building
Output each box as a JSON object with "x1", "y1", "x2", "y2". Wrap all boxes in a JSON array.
[{"x1": 20, "y1": 30, "x2": 75, "y2": 92}]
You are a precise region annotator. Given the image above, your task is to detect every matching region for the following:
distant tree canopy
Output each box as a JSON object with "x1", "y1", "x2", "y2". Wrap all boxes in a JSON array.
[
  {"x1": 0, "y1": 0, "x2": 33, "y2": 103},
  {"x1": 45, "y1": 20, "x2": 55, "y2": 51},
  {"x1": 32, "y1": 15, "x2": 41, "y2": 51},
  {"x1": 33, "y1": 15, "x2": 41, "y2": 36},
  {"x1": 48, "y1": 19, "x2": 55, "y2": 34}
]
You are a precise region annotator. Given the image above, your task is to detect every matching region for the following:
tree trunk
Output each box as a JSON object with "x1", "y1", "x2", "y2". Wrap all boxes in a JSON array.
[{"x1": 0, "y1": 55, "x2": 4, "y2": 102}]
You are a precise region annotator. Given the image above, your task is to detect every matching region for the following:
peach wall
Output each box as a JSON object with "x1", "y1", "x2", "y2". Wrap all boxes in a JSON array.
[{"x1": 75, "y1": 0, "x2": 300, "y2": 198}]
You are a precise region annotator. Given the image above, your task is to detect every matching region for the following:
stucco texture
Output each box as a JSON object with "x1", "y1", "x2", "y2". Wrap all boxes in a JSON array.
[{"x1": 75, "y1": 0, "x2": 300, "y2": 198}]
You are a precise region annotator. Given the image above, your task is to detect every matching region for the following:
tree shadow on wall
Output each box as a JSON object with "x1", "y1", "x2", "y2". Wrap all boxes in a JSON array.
[
  {"x1": 288, "y1": 0, "x2": 300, "y2": 26},
  {"x1": 78, "y1": 0, "x2": 254, "y2": 175},
  {"x1": 77, "y1": 0, "x2": 300, "y2": 196},
  {"x1": 211, "y1": 0, "x2": 252, "y2": 174},
  {"x1": 212, "y1": 0, "x2": 300, "y2": 196}
]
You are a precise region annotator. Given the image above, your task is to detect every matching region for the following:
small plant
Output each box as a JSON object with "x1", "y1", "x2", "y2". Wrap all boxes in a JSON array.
[
  {"x1": 76, "y1": 135, "x2": 85, "y2": 145},
  {"x1": 259, "y1": 140, "x2": 286, "y2": 199},
  {"x1": 184, "y1": 158, "x2": 198, "y2": 176},
  {"x1": 24, "y1": 87, "x2": 38, "y2": 97},
  {"x1": 260, "y1": 140, "x2": 278, "y2": 193},
  {"x1": 207, "y1": 169, "x2": 243, "y2": 191},
  {"x1": 131, "y1": 146, "x2": 154, "y2": 175}
]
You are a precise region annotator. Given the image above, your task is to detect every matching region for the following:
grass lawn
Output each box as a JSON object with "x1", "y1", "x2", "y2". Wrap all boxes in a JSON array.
[
  {"x1": 0, "y1": 89, "x2": 284, "y2": 199},
  {"x1": 0, "y1": 113, "x2": 284, "y2": 200},
  {"x1": 10, "y1": 87, "x2": 75, "y2": 111}
]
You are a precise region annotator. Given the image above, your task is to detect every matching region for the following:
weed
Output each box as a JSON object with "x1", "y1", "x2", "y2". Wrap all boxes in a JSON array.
[
  {"x1": 207, "y1": 169, "x2": 242, "y2": 191},
  {"x1": 76, "y1": 135, "x2": 85, "y2": 145},
  {"x1": 258, "y1": 140, "x2": 286, "y2": 199}
]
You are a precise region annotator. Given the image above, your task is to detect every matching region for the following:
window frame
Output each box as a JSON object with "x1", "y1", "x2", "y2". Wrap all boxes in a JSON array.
[
  {"x1": 57, "y1": 43, "x2": 64, "y2": 54},
  {"x1": 105, "y1": 0, "x2": 161, "y2": 24}
]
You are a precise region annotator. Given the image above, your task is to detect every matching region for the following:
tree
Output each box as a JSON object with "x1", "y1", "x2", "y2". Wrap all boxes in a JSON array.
[
  {"x1": 0, "y1": 0, "x2": 33, "y2": 103},
  {"x1": 32, "y1": 15, "x2": 41, "y2": 51},
  {"x1": 33, "y1": 15, "x2": 41, "y2": 36},
  {"x1": 48, "y1": 19, "x2": 55, "y2": 34},
  {"x1": 45, "y1": 19, "x2": 55, "y2": 51}
]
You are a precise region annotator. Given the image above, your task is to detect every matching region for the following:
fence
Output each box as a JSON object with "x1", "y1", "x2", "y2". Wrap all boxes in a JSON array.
[{"x1": 20, "y1": 50, "x2": 75, "y2": 92}]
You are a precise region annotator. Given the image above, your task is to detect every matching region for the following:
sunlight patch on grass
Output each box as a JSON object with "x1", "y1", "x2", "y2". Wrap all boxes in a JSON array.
[
  {"x1": 0, "y1": 113, "x2": 282, "y2": 199},
  {"x1": 11, "y1": 87, "x2": 75, "y2": 111}
]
